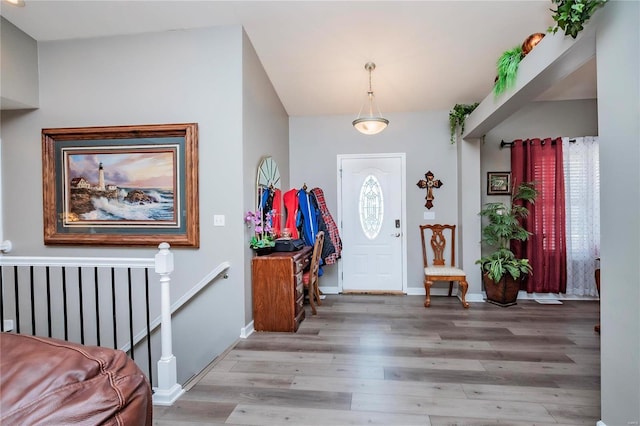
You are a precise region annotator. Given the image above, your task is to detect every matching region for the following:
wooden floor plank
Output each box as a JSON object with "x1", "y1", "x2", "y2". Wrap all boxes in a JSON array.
[
  {"x1": 152, "y1": 399, "x2": 236, "y2": 424},
  {"x1": 331, "y1": 353, "x2": 486, "y2": 371},
  {"x1": 225, "y1": 349, "x2": 335, "y2": 364},
  {"x1": 154, "y1": 295, "x2": 601, "y2": 425},
  {"x1": 479, "y1": 360, "x2": 597, "y2": 376},
  {"x1": 229, "y1": 360, "x2": 386, "y2": 380},
  {"x1": 350, "y1": 393, "x2": 557, "y2": 423},
  {"x1": 225, "y1": 404, "x2": 432, "y2": 425},
  {"x1": 290, "y1": 375, "x2": 467, "y2": 399},
  {"x1": 197, "y1": 371, "x2": 295, "y2": 388},
  {"x1": 429, "y1": 415, "x2": 578, "y2": 426},
  {"x1": 543, "y1": 402, "x2": 602, "y2": 424},
  {"x1": 182, "y1": 384, "x2": 352, "y2": 411},
  {"x1": 384, "y1": 366, "x2": 563, "y2": 388},
  {"x1": 462, "y1": 383, "x2": 600, "y2": 405}
]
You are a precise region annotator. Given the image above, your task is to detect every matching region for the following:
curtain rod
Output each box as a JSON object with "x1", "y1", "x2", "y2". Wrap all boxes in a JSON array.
[{"x1": 500, "y1": 138, "x2": 576, "y2": 148}]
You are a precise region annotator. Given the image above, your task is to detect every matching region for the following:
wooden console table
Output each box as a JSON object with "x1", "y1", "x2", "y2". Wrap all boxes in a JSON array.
[{"x1": 252, "y1": 246, "x2": 312, "y2": 332}]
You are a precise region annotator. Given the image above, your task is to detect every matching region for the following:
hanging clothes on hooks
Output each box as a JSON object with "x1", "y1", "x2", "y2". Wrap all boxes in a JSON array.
[
  {"x1": 259, "y1": 186, "x2": 282, "y2": 237},
  {"x1": 271, "y1": 188, "x2": 282, "y2": 237},
  {"x1": 311, "y1": 187, "x2": 342, "y2": 264},
  {"x1": 308, "y1": 190, "x2": 336, "y2": 263},
  {"x1": 283, "y1": 188, "x2": 300, "y2": 239},
  {"x1": 297, "y1": 186, "x2": 317, "y2": 247}
]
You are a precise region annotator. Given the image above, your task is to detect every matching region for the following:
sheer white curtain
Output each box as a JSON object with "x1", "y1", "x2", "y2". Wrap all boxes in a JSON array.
[{"x1": 563, "y1": 136, "x2": 600, "y2": 296}]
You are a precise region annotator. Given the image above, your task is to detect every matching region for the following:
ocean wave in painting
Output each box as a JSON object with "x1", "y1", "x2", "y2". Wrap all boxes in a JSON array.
[{"x1": 81, "y1": 188, "x2": 174, "y2": 221}]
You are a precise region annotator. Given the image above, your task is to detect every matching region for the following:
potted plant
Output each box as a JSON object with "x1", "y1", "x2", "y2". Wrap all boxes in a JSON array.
[
  {"x1": 448, "y1": 103, "x2": 479, "y2": 143},
  {"x1": 476, "y1": 182, "x2": 538, "y2": 306},
  {"x1": 244, "y1": 209, "x2": 276, "y2": 255},
  {"x1": 494, "y1": 45, "x2": 523, "y2": 96},
  {"x1": 548, "y1": 0, "x2": 607, "y2": 39}
]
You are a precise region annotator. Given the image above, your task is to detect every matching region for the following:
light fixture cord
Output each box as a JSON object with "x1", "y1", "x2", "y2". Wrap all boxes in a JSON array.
[
  {"x1": 355, "y1": 62, "x2": 386, "y2": 120},
  {"x1": 367, "y1": 68, "x2": 375, "y2": 116}
]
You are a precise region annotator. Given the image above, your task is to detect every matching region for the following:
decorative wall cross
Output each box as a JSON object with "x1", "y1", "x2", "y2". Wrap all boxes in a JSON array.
[{"x1": 416, "y1": 170, "x2": 443, "y2": 209}]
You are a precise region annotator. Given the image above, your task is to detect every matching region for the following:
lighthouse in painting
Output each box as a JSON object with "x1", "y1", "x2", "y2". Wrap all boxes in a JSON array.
[{"x1": 98, "y1": 162, "x2": 105, "y2": 191}]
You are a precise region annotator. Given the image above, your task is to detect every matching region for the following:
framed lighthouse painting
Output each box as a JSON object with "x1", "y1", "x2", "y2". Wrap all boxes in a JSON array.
[{"x1": 42, "y1": 123, "x2": 199, "y2": 247}]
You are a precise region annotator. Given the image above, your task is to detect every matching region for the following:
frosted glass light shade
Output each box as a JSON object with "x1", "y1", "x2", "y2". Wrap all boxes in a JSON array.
[{"x1": 352, "y1": 117, "x2": 389, "y2": 135}]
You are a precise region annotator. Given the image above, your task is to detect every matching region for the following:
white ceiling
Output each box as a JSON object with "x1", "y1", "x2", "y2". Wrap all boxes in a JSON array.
[{"x1": 0, "y1": 0, "x2": 596, "y2": 116}]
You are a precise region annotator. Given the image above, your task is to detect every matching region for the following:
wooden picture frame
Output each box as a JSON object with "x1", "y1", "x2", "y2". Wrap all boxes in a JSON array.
[
  {"x1": 487, "y1": 171, "x2": 511, "y2": 195},
  {"x1": 42, "y1": 123, "x2": 199, "y2": 247}
]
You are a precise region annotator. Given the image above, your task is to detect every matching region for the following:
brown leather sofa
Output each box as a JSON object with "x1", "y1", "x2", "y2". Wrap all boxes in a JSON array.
[{"x1": 0, "y1": 333, "x2": 152, "y2": 425}]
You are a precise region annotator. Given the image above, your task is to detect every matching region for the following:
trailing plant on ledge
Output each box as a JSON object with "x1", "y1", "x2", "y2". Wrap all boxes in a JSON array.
[
  {"x1": 494, "y1": 45, "x2": 524, "y2": 97},
  {"x1": 548, "y1": 0, "x2": 607, "y2": 39},
  {"x1": 448, "y1": 103, "x2": 479, "y2": 143}
]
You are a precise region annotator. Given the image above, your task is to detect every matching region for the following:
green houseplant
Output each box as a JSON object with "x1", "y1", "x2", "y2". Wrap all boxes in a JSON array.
[
  {"x1": 548, "y1": 0, "x2": 607, "y2": 39},
  {"x1": 448, "y1": 103, "x2": 479, "y2": 143},
  {"x1": 476, "y1": 182, "x2": 538, "y2": 306},
  {"x1": 494, "y1": 45, "x2": 524, "y2": 97}
]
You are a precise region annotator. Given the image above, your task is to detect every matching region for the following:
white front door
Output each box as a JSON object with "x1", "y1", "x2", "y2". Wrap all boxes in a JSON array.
[{"x1": 338, "y1": 154, "x2": 405, "y2": 293}]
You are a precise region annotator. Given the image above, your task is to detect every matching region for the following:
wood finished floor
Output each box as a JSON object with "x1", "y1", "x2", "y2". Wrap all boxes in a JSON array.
[{"x1": 154, "y1": 295, "x2": 601, "y2": 426}]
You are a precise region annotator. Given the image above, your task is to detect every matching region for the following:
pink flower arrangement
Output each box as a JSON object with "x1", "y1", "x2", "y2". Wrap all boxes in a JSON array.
[{"x1": 244, "y1": 210, "x2": 275, "y2": 249}]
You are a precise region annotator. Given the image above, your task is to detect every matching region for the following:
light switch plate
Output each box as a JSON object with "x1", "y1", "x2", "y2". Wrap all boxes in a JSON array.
[
  {"x1": 213, "y1": 214, "x2": 225, "y2": 226},
  {"x1": 423, "y1": 211, "x2": 435, "y2": 220}
]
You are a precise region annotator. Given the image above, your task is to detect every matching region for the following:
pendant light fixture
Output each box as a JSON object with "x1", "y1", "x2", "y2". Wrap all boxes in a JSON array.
[{"x1": 352, "y1": 62, "x2": 389, "y2": 135}]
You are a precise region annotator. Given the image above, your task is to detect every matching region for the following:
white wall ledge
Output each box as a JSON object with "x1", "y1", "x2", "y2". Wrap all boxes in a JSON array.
[{"x1": 463, "y1": 16, "x2": 599, "y2": 140}]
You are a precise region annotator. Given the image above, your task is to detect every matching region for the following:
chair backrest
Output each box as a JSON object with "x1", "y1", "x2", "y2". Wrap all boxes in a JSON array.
[
  {"x1": 419, "y1": 224, "x2": 457, "y2": 268},
  {"x1": 309, "y1": 231, "x2": 325, "y2": 280}
]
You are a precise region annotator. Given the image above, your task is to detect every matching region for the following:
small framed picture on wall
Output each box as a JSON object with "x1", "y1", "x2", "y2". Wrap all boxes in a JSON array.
[{"x1": 487, "y1": 171, "x2": 511, "y2": 195}]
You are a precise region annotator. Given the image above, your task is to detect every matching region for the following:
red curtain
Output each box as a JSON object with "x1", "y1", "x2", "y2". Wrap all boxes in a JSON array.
[{"x1": 511, "y1": 138, "x2": 567, "y2": 293}]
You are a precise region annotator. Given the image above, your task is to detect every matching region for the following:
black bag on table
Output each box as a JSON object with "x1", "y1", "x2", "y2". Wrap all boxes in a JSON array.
[{"x1": 274, "y1": 238, "x2": 304, "y2": 252}]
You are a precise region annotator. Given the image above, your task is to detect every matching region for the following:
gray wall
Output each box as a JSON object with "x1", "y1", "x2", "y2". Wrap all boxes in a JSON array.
[
  {"x1": 0, "y1": 17, "x2": 39, "y2": 109},
  {"x1": 596, "y1": 2, "x2": 640, "y2": 424},
  {"x1": 242, "y1": 29, "x2": 290, "y2": 325},
  {"x1": 290, "y1": 111, "x2": 460, "y2": 294},
  {"x1": 1, "y1": 24, "x2": 286, "y2": 385}
]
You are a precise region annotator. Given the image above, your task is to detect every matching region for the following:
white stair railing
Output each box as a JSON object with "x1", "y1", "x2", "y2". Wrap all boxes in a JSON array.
[
  {"x1": 0, "y1": 242, "x2": 184, "y2": 405},
  {"x1": 0, "y1": 242, "x2": 231, "y2": 406},
  {"x1": 152, "y1": 242, "x2": 183, "y2": 405}
]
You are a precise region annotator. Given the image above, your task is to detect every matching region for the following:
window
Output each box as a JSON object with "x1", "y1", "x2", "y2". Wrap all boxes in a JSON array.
[
  {"x1": 359, "y1": 175, "x2": 383, "y2": 239},
  {"x1": 563, "y1": 136, "x2": 600, "y2": 296}
]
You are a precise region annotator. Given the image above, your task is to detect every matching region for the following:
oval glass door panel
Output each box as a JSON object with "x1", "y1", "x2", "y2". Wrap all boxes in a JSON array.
[{"x1": 359, "y1": 174, "x2": 384, "y2": 239}]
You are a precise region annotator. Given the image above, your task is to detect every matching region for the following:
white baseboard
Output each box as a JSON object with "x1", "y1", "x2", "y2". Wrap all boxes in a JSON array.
[
  {"x1": 318, "y1": 287, "x2": 597, "y2": 303},
  {"x1": 152, "y1": 383, "x2": 184, "y2": 406},
  {"x1": 464, "y1": 292, "x2": 486, "y2": 303},
  {"x1": 596, "y1": 421, "x2": 606, "y2": 426},
  {"x1": 240, "y1": 321, "x2": 254, "y2": 339},
  {"x1": 516, "y1": 291, "x2": 599, "y2": 301},
  {"x1": 321, "y1": 286, "x2": 485, "y2": 303},
  {"x1": 3, "y1": 319, "x2": 14, "y2": 331}
]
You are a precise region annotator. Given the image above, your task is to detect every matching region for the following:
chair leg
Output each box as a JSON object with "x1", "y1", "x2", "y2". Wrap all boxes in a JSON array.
[
  {"x1": 314, "y1": 280, "x2": 322, "y2": 306},
  {"x1": 459, "y1": 279, "x2": 470, "y2": 309},
  {"x1": 448, "y1": 281, "x2": 453, "y2": 296},
  {"x1": 594, "y1": 268, "x2": 600, "y2": 334},
  {"x1": 307, "y1": 286, "x2": 317, "y2": 315},
  {"x1": 424, "y1": 279, "x2": 433, "y2": 307}
]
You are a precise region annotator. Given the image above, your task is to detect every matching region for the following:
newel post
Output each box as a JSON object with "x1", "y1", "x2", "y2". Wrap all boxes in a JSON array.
[{"x1": 152, "y1": 242, "x2": 184, "y2": 405}]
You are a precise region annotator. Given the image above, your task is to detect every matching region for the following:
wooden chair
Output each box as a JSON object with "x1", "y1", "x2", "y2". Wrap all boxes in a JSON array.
[
  {"x1": 302, "y1": 231, "x2": 324, "y2": 315},
  {"x1": 595, "y1": 257, "x2": 601, "y2": 334},
  {"x1": 419, "y1": 224, "x2": 469, "y2": 308}
]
